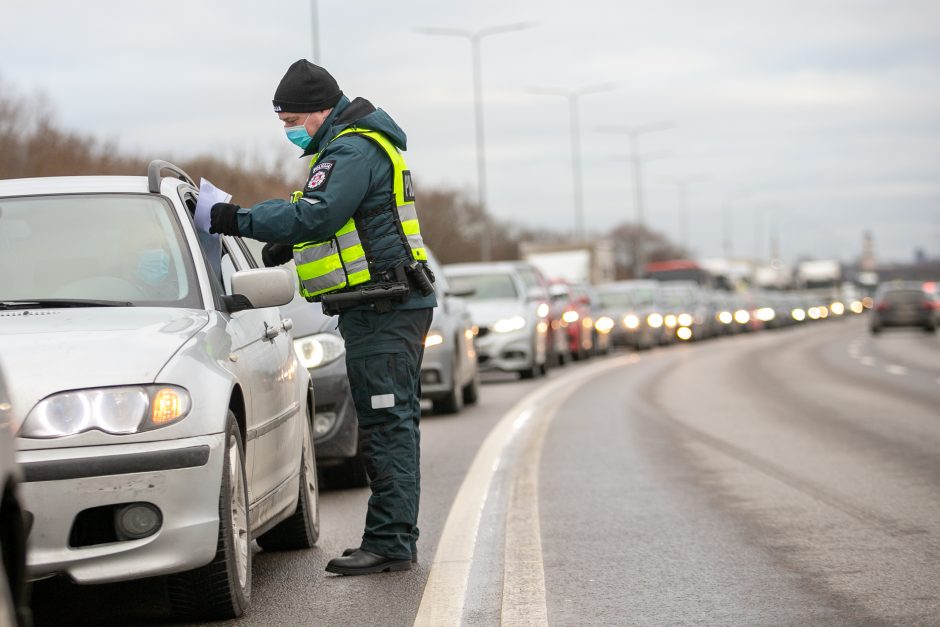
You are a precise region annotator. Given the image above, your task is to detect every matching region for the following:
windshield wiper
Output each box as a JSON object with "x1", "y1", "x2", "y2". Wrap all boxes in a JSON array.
[{"x1": 0, "y1": 299, "x2": 135, "y2": 310}]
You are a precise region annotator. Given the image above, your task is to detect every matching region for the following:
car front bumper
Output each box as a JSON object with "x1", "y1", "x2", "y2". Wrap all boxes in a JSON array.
[
  {"x1": 18, "y1": 433, "x2": 224, "y2": 584},
  {"x1": 475, "y1": 328, "x2": 535, "y2": 373},
  {"x1": 307, "y1": 360, "x2": 358, "y2": 461},
  {"x1": 421, "y1": 345, "x2": 455, "y2": 399}
]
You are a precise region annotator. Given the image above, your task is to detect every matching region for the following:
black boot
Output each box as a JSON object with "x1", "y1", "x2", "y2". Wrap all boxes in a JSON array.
[
  {"x1": 326, "y1": 549, "x2": 412, "y2": 575},
  {"x1": 343, "y1": 547, "x2": 417, "y2": 564}
]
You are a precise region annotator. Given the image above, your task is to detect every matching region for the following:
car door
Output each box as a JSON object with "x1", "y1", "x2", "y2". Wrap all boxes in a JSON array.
[{"x1": 219, "y1": 238, "x2": 301, "y2": 516}]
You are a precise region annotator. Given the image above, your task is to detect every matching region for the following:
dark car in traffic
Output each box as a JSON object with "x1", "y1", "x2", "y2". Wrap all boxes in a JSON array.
[{"x1": 870, "y1": 282, "x2": 938, "y2": 334}]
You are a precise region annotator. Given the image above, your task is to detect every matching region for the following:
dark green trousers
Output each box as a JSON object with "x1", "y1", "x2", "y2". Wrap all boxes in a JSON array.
[{"x1": 338, "y1": 307, "x2": 433, "y2": 560}]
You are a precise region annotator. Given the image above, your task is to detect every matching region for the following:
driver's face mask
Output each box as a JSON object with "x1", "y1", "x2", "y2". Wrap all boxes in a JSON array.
[{"x1": 138, "y1": 248, "x2": 170, "y2": 285}]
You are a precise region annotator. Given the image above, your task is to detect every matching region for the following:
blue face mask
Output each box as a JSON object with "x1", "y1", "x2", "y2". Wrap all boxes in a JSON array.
[
  {"x1": 138, "y1": 249, "x2": 170, "y2": 285},
  {"x1": 285, "y1": 115, "x2": 313, "y2": 149}
]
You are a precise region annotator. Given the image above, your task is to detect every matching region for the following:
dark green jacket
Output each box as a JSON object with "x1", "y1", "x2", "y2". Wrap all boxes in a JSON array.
[{"x1": 237, "y1": 96, "x2": 436, "y2": 311}]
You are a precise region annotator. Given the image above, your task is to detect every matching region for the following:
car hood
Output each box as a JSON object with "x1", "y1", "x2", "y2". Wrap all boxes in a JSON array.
[
  {"x1": 0, "y1": 307, "x2": 209, "y2": 431},
  {"x1": 464, "y1": 300, "x2": 527, "y2": 326}
]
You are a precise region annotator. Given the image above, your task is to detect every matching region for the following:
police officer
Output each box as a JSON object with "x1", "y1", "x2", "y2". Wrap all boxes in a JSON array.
[{"x1": 209, "y1": 59, "x2": 436, "y2": 575}]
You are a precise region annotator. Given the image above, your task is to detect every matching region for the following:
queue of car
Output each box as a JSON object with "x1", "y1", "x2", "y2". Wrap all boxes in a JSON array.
[{"x1": 0, "y1": 161, "x2": 930, "y2": 625}]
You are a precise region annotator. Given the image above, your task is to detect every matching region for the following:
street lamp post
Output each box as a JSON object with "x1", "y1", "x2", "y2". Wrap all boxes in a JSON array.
[
  {"x1": 528, "y1": 83, "x2": 616, "y2": 239},
  {"x1": 598, "y1": 122, "x2": 673, "y2": 276},
  {"x1": 310, "y1": 0, "x2": 320, "y2": 63},
  {"x1": 662, "y1": 174, "x2": 708, "y2": 253},
  {"x1": 416, "y1": 23, "x2": 534, "y2": 261}
]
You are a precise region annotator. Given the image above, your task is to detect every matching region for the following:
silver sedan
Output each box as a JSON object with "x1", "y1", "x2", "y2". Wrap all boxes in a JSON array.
[{"x1": 0, "y1": 162, "x2": 319, "y2": 620}]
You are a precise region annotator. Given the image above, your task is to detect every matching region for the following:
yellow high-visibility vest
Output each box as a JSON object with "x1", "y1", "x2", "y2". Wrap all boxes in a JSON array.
[{"x1": 291, "y1": 128, "x2": 427, "y2": 300}]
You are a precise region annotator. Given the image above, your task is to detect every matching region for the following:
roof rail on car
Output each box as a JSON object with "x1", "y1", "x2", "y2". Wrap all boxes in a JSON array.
[{"x1": 147, "y1": 160, "x2": 195, "y2": 193}]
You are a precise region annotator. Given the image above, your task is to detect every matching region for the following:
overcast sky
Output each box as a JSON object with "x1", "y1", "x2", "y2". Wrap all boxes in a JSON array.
[{"x1": 1, "y1": 0, "x2": 938, "y2": 264}]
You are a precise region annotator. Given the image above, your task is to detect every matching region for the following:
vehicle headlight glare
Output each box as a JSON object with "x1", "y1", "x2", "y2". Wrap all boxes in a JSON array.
[
  {"x1": 850, "y1": 301, "x2": 864, "y2": 314},
  {"x1": 792, "y1": 308, "x2": 806, "y2": 321},
  {"x1": 734, "y1": 310, "x2": 750, "y2": 324},
  {"x1": 33, "y1": 392, "x2": 91, "y2": 437},
  {"x1": 624, "y1": 314, "x2": 640, "y2": 329},
  {"x1": 561, "y1": 310, "x2": 580, "y2": 324},
  {"x1": 830, "y1": 302, "x2": 845, "y2": 315},
  {"x1": 21, "y1": 386, "x2": 191, "y2": 438},
  {"x1": 294, "y1": 333, "x2": 345, "y2": 369},
  {"x1": 664, "y1": 314, "x2": 678, "y2": 328},
  {"x1": 677, "y1": 313, "x2": 693, "y2": 327},
  {"x1": 756, "y1": 307, "x2": 775, "y2": 322},
  {"x1": 536, "y1": 303, "x2": 550, "y2": 318},
  {"x1": 718, "y1": 311, "x2": 733, "y2": 324},
  {"x1": 646, "y1": 313, "x2": 664, "y2": 328},
  {"x1": 425, "y1": 332, "x2": 444, "y2": 348},
  {"x1": 677, "y1": 326, "x2": 693, "y2": 341},
  {"x1": 492, "y1": 316, "x2": 526, "y2": 333},
  {"x1": 595, "y1": 316, "x2": 615, "y2": 333}
]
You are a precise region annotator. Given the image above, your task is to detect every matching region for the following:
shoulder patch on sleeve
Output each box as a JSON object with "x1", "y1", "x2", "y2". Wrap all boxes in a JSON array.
[{"x1": 306, "y1": 160, "x2": 336, "y2": 192}]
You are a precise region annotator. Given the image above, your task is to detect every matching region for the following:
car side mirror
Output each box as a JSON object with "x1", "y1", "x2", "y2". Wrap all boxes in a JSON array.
[
  {"x1": 224, "y1": 267, "x2": 295, "y2": 313},
  {"x1": 447, "y1": 287, "x2": 476, "y2": 298},
  {"x1": 527, "y1": 287, "x2": 546, "y2": 301}
]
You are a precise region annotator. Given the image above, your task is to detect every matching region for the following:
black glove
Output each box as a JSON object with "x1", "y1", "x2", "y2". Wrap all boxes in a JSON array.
[
  {"x1": 261, "y1": 243, "x2": 294, "y2": 267},
  {"x1": 209, "y1": 202, "x2": 241, "y2": 236}
]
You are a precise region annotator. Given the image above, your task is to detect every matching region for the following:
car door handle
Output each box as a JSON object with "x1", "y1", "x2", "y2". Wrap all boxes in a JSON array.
[{"x1": 264, "y1": 322, "x2": 280, "y2": 341}]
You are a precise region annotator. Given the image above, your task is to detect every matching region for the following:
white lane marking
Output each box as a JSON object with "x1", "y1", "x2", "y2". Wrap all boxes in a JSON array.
[
  {"x1": 501, "y1": 399, "x2": 552, "y2": 627},
  {"x1": 413, "y1": 356, "x2": 637, "y2": 627},
  {"x1": 860, "y1": 356, "x2": 876, "y2": 367},
  {"x1": 886, "y1": 364, "x2": 907, "y2": 376}
]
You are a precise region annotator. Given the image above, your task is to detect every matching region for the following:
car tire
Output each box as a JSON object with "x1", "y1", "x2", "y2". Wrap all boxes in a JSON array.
[
  {"x1": 462, "y1": 369, "x2": 480, "y2": 406},
  {"x1": 257, "y1": 415, "x2": 320, "y2": 550},
  {"x1": 1, "y1": 486, "x2": 29, "y2": 627},
  {"x1": 166, "y1": 411, "x2": 251, "y2": 620},
  {"x1": 0, "y1": 563, "x2": 14, "y2": 627},
  {"x1": 331, "y1": 447, "x2": 371, "y2": 489}
]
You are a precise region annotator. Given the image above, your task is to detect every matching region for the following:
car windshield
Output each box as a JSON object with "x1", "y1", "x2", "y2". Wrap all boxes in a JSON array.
[
  {"x1": 0, "y1": 194, "x2": 200, "y2": 308},
  {"x1": 447, "y1": 273, "x2": 518, "y2": 300}
]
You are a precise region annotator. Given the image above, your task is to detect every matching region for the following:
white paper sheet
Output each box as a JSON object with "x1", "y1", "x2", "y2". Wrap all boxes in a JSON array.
[
  {"x1": 194, "y1": 178, "x2": 231, "y2": 233},
  {"x1": 193, "y1": 178, "x2": 231, "y2": 281}
]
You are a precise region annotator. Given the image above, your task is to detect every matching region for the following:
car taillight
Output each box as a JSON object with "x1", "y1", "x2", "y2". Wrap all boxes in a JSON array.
[{"x1": 875, "y1": 302, "x2": 889, "y2": 312}]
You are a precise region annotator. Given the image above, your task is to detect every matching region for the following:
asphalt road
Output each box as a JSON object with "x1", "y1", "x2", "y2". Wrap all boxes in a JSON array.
[{"x1": 30, "y1": 316, "x2": 940, "y2": 626}]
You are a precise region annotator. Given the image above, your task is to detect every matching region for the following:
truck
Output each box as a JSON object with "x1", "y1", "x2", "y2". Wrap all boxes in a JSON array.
[{"x1": 519, "y1": 241, "x2": 616, "y2": 285}]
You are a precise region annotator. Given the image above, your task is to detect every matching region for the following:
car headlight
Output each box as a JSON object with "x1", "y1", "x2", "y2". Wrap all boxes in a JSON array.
[
  {"x1": 677, "y1": 313, "x2": 693, "y2": 327},
  {"x1": 561, "y1": 310, "x2": 580, "y2": 324},
  {"x1": 595, "y1": 316, "x2": 615, "y2": 333},
  {"x1": 425, "y1": 331, "x2": 444, "y2": 348},
  {"x1": 294, "y1": 333, "x2": 346, "y2": 369},
  {"x1": 756, "y1": 307, "x2": 775, "y2": 322},
  {"x1": 646, "y1": 313, "x2": 664, "y2": 328},
  {"x1": 664, "y1": 314, "x2": 678, "y2": 328},
  {"x1": 792, "y1": 308, "x2": 806, "y2": 321},
  {"x1": 492, "y1": 316, "x2": 527, "y2": 333},
  {"x1": 20, "y1": 385, "x2": 191, "y2": 438},
  {"x1": 623, "y1": 314, "x2": 640, "y2": 329},
  {"x1": 536, "y1": 303, "x2": 550, "y2": 318},
  {"x1": 718, "y1": 311, "x2": 733, "y2": 324},
  {"x1": 734, "y1": 309, "x2": 750, "y2": 324}
]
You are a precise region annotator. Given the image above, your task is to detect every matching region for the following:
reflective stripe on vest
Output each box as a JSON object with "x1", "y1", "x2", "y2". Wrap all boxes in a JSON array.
[{"x1": 292, "y1": 127, "x2": 427, "y2": 299}]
